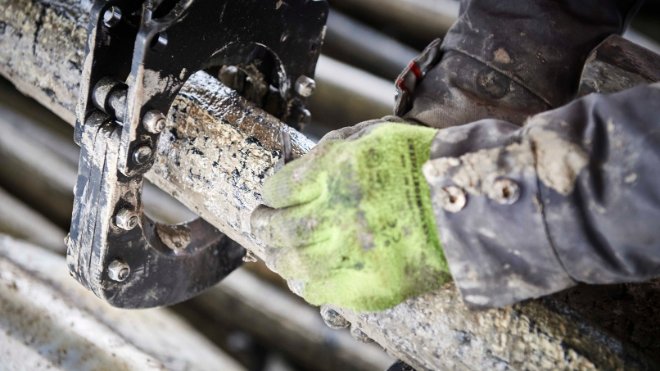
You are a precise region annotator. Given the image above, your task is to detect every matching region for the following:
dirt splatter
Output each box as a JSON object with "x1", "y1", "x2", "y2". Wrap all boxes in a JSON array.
[
  {"x1": 494, "y1": 48, "x2": 512, "y2": 64},
  {"x1": 528, "y1": 127, "x2": 588, "y2": 195}
]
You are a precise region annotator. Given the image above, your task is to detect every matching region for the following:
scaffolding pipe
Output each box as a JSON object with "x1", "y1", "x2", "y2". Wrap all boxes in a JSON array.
[{"x1": 1, "y1": 0, "x2": 657, "y2": 369}]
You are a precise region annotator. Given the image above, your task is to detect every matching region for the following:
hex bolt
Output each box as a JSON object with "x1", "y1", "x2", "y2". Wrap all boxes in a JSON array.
[
  {"x1": 295, "y1": 75, "x2": 316, "y2": 97},
  {"x1": 133, "y1": 146, "x2": 153, "y2": 166},
  {"x1": 115, "y1": 208, "x2": 139, "y2": 230},
  {"x1": 103, "y1": 6, "x2": 122, "y2": 28},
  {"x1": 320, "y1": 306, "x2": 350, "y2": 330},
  {"x1": 143, "y1": 110, "x2": 166, "y2": 134},
  {"x1": 440, "y1": 186, "x2": 467, "y2": 213},
  {"x1": 489, "y1": 178, "x2": 520, "y2": 205},
  {"x1": 107, "y1": 260, "x2": 130, "y2": 282}
]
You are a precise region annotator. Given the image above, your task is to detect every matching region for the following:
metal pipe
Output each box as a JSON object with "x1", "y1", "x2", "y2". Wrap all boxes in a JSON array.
[
  {"x1": 1, "y1": 1, "x2": 657, "y2": 369},
  {"x1": 309, "y1": 56, "x2": 393, "y2": 135},
  {"x1": 0, "y1": 236, "x2": 244, "y2": 370},
  {"x1": 0, "y1": 79, "x2": 394, "y2": 371},
  {"x1": 0, "y1": 187, "x2": 66, "y2": 253},
  {"x1": 329, "y1": 0, "x2": 459, "y2": 45},
  {"x1": 323, "y1": 10, "x2": 419, "y2": 80}
]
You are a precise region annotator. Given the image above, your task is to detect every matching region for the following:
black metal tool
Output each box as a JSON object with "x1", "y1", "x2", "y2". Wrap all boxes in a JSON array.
[{"x1": 67, "y1": 0, "x2": 328, "y2": 308}]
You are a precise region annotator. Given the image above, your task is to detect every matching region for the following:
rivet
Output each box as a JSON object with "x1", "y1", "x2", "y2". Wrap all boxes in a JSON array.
[
  {"x1": 107, "y1": 260, "x2": 130, "y2": 282},
  {"x1": 490, "y1": 178, "x2": 520, "y2": 205},
  {"x1": 440, "y1": 186, "x2": 467, "y2": 213}
]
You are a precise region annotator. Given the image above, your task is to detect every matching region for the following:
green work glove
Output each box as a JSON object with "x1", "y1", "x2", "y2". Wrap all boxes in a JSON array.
[{"x1": 251, "y1": 121, "x2": 451, "y2": 311}]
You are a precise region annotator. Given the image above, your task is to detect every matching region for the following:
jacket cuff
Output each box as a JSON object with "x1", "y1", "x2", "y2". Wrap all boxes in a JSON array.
[{"x1": 422, "y1": 121, "x2": 575, "y2": 308}]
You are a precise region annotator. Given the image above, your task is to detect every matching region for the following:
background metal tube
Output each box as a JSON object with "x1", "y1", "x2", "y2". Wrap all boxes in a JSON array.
[{"x1": 1, "y1": 0, "x2": 659, "y2": 369}]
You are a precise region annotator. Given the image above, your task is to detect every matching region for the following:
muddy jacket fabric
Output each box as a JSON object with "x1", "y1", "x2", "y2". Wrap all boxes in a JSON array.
[
  {"x1": 424, "y1": 84, "x2": 660, "y2": 308},
  {"x1": 401, "y1": 0, "x2": 644, "y2": 128},
  {"x1": 401, "y1": 0, "x2": 660, "y2": 308}
]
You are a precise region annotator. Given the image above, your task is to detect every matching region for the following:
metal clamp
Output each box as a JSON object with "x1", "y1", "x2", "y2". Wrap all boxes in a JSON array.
[{"x1": 67, "y1": 0, "x2": 328, "y2": 308}]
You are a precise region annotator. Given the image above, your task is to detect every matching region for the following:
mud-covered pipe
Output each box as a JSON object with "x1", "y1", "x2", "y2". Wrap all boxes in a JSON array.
[
  {"x1": 0, "y1": 82, "x2": 393, "y2": 371},
  {"x1": 0, "y1": 0, "x2": 656, "y2": 369}
]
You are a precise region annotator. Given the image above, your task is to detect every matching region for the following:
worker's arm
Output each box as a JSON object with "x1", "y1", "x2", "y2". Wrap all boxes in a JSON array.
[
  {"x1": 250, "y1": 0, "x2": 654, "y2": 312},
  {"x1": 251, "y1": 84, "x2": 660, "y2": 311},
  {"x1": 400, "y1": 0, "x2": 643, "y2": 128},
  {"x1": 425, "y1": 83, "x2": 660, "y2": 308}
]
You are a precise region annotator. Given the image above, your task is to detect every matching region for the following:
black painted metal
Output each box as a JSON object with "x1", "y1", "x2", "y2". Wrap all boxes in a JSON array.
[{"x1": 67, "y1": 0, "x2": 328, "y2": 308}]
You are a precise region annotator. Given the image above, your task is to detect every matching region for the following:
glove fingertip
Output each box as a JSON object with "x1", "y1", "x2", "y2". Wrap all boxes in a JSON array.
[
  {"x1": 262, "y1": 175, "x2": 321, "y2": 209},
  {"x1": 260, "y1": 175, "x2": 291, "y2": 208},
  {"x1": 250, "y1": 205, "x2": 276, "y2": 241}
]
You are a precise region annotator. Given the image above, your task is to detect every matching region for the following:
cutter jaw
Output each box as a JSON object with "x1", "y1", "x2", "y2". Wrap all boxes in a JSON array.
[{"x1": 68, "y1": 0, "x2": 328, "y2": 308}]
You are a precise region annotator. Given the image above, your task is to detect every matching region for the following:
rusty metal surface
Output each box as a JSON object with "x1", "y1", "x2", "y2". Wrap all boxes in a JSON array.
[{"x1": 1, "y1": 0, "x2": 659, "y2": 369}]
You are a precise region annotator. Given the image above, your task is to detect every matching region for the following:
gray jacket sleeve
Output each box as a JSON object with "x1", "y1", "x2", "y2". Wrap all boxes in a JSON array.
[{"x1": 423, "y1": 83, "x2": 660, "y2": 308}]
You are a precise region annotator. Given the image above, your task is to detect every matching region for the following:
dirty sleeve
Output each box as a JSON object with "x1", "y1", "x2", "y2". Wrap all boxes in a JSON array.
[
  {"x1": 440, "y1": 0, "x2": 643, "y2": 108},
  {"x1": 422, "y1": 83, "x2": 660, "y2": 308}
]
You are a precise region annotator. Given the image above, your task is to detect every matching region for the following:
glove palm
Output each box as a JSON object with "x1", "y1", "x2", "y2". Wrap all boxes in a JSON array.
[{"x1": 251, "y1": 123, "x2": 450, "y2": 311}]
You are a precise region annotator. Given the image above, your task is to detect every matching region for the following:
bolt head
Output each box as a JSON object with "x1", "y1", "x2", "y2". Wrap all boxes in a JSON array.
[
  {"x1": 115, "y1": 208, "x2": 138, "y2": 230},
  {"x1": 295, "y1": 75, "x2": 316, "y2": 98},
  {"x1": 107, "y1": 260, "x2": 130, "y2": 282},
  {"x1": 133, "y1": 146, "x2": 153, "y2": 166},
  {"x1": 143, "y1": 110, "x2": 166, "y2": 134},
  {"x1": 440, "y1": 186, "x2": 467, "y2": 213},
  {"x1": 103, "y1": 6, "x2": 122, "y2": 28}
]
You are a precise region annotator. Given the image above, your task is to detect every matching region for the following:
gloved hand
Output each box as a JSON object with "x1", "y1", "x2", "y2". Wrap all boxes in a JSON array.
[{"x1": 251, "y1": 121, "x2": 452, "y2": 311}]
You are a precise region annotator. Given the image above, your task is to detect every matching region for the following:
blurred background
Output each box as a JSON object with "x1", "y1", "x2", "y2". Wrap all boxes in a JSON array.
[{"x1": 0, "y1": 0, "x2": 658, "y2": 370}]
